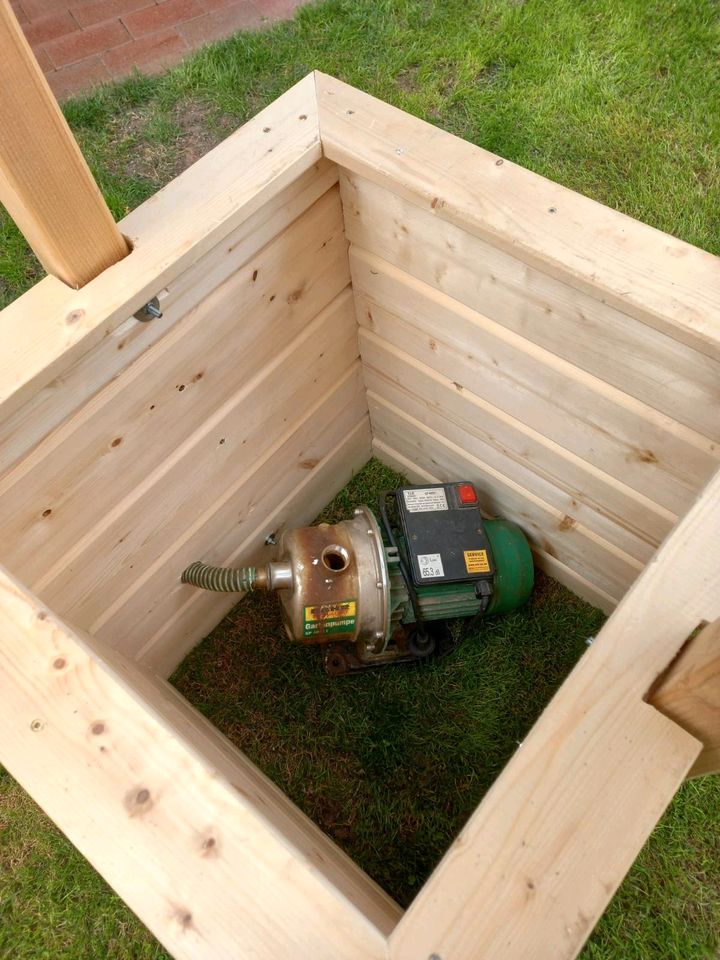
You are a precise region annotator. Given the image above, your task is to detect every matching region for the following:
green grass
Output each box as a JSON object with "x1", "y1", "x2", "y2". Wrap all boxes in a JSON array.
[{"x1": 1, "y1": 0, "x2": 719, "y2": 956}]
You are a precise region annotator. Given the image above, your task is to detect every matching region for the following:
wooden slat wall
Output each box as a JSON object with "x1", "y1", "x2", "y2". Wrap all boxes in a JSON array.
[
  {"x1": 0, "y1": 159, "x2": 339, "y2": 469},
  {"x1": 0, "y1": 177, "x2": 370, "y2": 677},
  {"x1": 318, "y1": 72, "x2": 720, "y2": 359},
  {"x1": 0, "y1": 73, "x2": 321, "y2": 420},
  {"x1": 340, "y1": 172, "x2": 720, "y2": 606}
]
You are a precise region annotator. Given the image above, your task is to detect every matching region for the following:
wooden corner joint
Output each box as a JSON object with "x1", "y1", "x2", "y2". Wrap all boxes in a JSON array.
[{"x1": 647, "y1": 618, "x2": 720, "y2": 778}]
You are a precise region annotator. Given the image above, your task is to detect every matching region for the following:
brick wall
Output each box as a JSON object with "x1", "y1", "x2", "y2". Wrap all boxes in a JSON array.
[{"x1": 12, "y1": 0, "x2": 309, "y2": 99}]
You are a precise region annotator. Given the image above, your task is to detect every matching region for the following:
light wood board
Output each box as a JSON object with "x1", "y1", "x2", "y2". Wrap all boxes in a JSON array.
[
  {"x1": 650, "y1": 618, "x2": 720, "y2": 778},
  {"x1": 317, "y1": 72, "x2": 720, "y2": 360},
  {"x1": 360, "y1": 324, "x2": 668, "y2": 561},
  {"x1": 0, "y1": 159, "x2": 338, "y2": 470},
  {"x1": 1, "y1": 187, "x2": 349, "y2": 589},
  {"x1": 0, "y1": 0, "x2": 128, "y2": 287},
  {"x1": 343, "y1": 191, "x2": 719, "y2": 516},
  {"x1": 0, "y1": 565, "x2": 399, "y2": 960},
  {"x1": 340, "y1": 172, "x2": 720, "y2": 442}
]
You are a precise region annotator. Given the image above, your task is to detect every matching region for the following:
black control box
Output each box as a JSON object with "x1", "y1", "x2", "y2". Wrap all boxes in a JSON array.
[{"x1": 395, "y1": 482, "x2": 495, "y2": 586}]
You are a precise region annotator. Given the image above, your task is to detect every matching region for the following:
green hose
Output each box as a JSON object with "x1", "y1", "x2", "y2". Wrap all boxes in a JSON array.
[{"x1": 181, "y1": 561, "x2": 258, "y2": 592}]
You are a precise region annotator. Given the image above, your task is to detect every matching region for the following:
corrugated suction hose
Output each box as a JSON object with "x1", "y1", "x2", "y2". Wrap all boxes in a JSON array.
[{"x1": 181, "y1": 561, "x2": 257, "y2": 592}]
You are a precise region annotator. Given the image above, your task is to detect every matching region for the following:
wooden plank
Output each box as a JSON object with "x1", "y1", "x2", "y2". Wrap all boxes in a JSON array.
[
  {"x1": 317, "y1": 72, "x2": 720, "y2": 360},
  {"x1": 530, "y1": 548, "x2": 617, "y2": 615},
  {"x1": 1, "y1": 188, "x2": 349, "y2": 588},
  {"x1": 0, "y1": 565, "x2": 400, "y2": 960},
  {"x1": 341, "y1": 173, "x2": 720, "y2": 441},
  {"x1": 372, "y1": 438, "x2": 618, "y2": 614},
  {"x1": 0, "y1": 72, "x2": 321, "y2": 418},
  {"x1": 0, "y1": 159, "x2": 339, "y2": 470},
  {"x1": 389, "y1": 465, "x2": 720, "y2": 960},
  {"x1": 361, "y1": 331, "x2": 661, "y2": 563},
  {"x1": 41, "y1": 294, "x2": 360, "y2": 645},
  {"x1": 0, "y1": 0, "x2": 128, "y2": 287},
  {"x1": 350, "y1": 248, "x2": 703, "y2": 519},
  {"x1": 369, "y1": 394, "x2": 642, "y2": 600},
  {"x1": 139, "y1": 411, "x2": 373, "y2": 677},
  {"x1": 649, "y1": 618, "x2": 720, "y2": 778}
]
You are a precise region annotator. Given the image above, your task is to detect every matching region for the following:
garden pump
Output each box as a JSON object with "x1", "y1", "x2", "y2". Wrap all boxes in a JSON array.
[{"x1": 181, "y1": 482, "x2": 534, "y2": 675}]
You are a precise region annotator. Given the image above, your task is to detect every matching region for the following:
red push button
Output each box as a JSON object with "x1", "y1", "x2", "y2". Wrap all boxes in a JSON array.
[{"x1": 457, "y1": 482, "x2": 478, "y2": 505}]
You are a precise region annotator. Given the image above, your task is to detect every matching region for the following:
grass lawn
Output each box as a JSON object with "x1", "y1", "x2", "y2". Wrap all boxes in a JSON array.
[{"x1": 1, "y1": 1, "x2": 719, "y2": 957}]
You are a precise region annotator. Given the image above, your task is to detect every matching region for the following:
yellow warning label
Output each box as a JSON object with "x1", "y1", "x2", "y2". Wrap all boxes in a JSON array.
[
  {"x1": 304, "y1": 600, "x2": 357, "y2": 623},
  {"x1": 303, "y1": 600, "x2": 357, "y2": 637},
  {"x1": 464, "y1": 549, "x2": 490, "y2": 574}
]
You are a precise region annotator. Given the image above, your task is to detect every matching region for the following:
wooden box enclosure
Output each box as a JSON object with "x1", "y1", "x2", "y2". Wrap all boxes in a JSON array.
[{"x1": 1, "y1": 71, "x2": 719, "y2": 960}]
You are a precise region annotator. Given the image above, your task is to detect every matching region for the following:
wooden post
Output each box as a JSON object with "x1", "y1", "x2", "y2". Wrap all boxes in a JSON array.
[
  {"x1": 0, "y1": 0, "x2": 128, "y2": 288},
  {"x1": 650, "y1": 618, "x2": 720, "y2": 777}
]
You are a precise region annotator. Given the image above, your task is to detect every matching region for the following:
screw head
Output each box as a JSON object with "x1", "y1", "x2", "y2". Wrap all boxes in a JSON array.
[{"x1": 134, "y1": 296, "x2": 163, "y2": 322}]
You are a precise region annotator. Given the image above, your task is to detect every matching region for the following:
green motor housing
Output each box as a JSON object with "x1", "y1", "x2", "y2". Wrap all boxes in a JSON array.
[{"x1": 385, "y1": 483, "x2": 534, "y2": 632}]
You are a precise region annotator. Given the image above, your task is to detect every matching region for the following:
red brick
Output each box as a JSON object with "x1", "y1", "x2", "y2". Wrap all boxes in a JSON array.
[
  {"x1": 178, "y1": 1, "x2": 260, "y2": 46},
  {"x1": 11, "y1": 1, "x2": 30, "y2": 24},
  {"x1": 103, "y1": 26, "x2": 187, "y2": 76},
  {"x1": 45, "y1": 17, "x2": 129, "y2": 66},
  {"x1": 122, "y1": 0, "x2": 202, "y2": 37},
  {"x1": 200, "y1": 0, "x2": 241, "y2": 12},
  {"x1": 22, "y1": 0, "x2": 76, "y2": 20},
  {"x1": 253, "y1": 0, "x2": 304, "y2": 21},
  {"x1": 24, "y1": 11, "x2": 77, "y2": 45},
  {"x1": 71, "y1": 0, "x2": 152, "y2": 28},
  {"x1": 33, "y1": 45, "x2": 54, "y2": 71},
  {"x1": 46, "y1": 53, "x2": 110, "y2": 99}
]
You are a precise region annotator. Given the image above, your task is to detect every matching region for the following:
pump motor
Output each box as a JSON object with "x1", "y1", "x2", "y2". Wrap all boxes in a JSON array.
[{"x1": 181, "y1": 482, "x2": 534, "y2": 675}]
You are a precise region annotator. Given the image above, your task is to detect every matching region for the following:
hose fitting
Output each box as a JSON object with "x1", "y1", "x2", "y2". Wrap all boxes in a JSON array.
[{"x1": 181, "y1": 561, "x2": 259, "y2": 593}]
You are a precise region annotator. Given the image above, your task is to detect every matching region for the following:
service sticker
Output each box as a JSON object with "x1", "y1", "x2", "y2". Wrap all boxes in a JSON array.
[
  {"x1": 417, "y1": 553, "x2": 445, "y2": 579},
  {"x1": 464, "y1": 549, "x2": 490, "y2": 574},
  {"x1": 303, "y1": 599, "x2": 357, "y2": 638}
]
